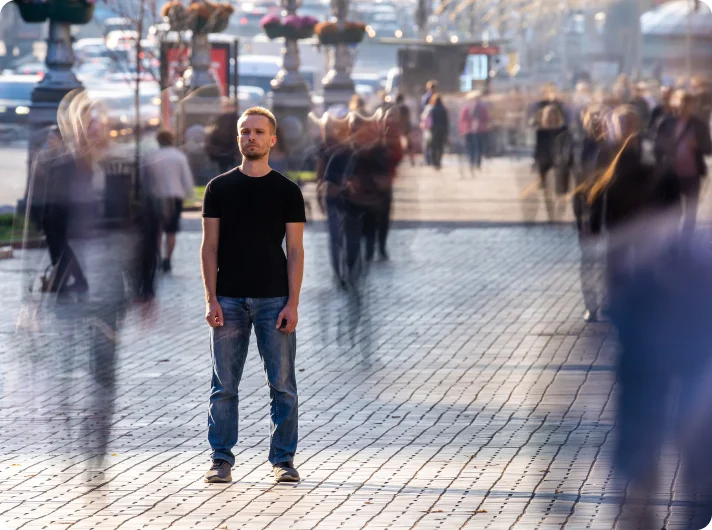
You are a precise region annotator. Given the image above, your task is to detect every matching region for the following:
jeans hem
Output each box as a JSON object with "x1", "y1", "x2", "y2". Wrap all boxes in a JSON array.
[
  {"x1": 269, "y1": 454, "x2": 296, "y2": 466},
  {"x1": 210, "y1": 451, "x2": 235, "y2": 467}
]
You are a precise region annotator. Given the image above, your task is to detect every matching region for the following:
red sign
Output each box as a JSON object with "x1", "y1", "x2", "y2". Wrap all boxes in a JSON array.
[
  {"x1": 165, "y1": 43, "x2": 230, "y2": 96},
  {"x1": 468, "y1": 46, "x2": 500, "y2": 56}
]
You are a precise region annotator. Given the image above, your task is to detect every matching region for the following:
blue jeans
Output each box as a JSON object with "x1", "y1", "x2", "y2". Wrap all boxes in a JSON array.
[{"x1": 208, "y1": 296, "x2": 298, "y2": 466}]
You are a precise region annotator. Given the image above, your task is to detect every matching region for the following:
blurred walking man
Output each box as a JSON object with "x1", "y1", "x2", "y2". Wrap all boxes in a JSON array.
[
  {"x1": 142, "y1": 129, "x2": 195, "y2": 273},
  {"x1": 201, "y1": 107, "x2": 306, "y2": 484}
]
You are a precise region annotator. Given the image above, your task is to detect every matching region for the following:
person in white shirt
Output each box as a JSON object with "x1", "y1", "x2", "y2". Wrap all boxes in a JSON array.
[{"x1": 142, "y1": 129, "x2": 195, "y2": 272}]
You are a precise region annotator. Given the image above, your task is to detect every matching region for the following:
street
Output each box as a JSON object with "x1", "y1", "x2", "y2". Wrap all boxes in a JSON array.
[
  {"x1": 0, "y1": 143, "x2": 26, "y2": 210},
  {"x1": 1, "y1": 158, "x2": 709, "y2": 529}
]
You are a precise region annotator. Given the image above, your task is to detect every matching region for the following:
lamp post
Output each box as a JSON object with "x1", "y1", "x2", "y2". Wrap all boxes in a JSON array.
[
  {"x1": 322, "y1": 0, "x2": 355, "y2": 108},
  {"x1": 27, "y1": 17, "x2": 84, "y2": 195}
]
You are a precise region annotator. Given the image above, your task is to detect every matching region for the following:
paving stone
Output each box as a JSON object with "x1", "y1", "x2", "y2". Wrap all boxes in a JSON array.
[{"x1": 0, "y1": 225, "x2": 702, "y2": 529}]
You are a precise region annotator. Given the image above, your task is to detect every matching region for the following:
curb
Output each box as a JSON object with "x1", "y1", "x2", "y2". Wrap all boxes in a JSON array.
[{"x1": 0, "y1": 239, "x2": 46, "y2": 251}]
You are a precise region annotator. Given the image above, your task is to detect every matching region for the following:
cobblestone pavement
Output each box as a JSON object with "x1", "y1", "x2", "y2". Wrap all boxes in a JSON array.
[{"x1": 0, "y1": 224, "x2": 699, "y2": 529}]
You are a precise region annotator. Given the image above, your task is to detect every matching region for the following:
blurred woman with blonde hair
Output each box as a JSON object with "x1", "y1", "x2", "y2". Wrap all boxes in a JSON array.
[{"x1": 583, "y1": 104, "x2": 680, "y2": 287}]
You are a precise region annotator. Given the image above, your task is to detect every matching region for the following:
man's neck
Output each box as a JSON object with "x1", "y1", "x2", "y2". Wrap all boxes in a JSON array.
[{"x1": 239, "y1": 158, "x2": 272, "y2": 177}]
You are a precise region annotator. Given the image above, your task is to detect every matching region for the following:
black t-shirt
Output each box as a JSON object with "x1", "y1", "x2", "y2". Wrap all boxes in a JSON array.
[{"x1": 202, "y1": 169, "x2": 306, "y2": 298}]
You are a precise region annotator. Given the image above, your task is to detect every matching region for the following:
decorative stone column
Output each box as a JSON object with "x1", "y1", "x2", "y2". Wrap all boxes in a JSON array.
[
  {"x1": 190, "y1": 31, "x2": 214, "y2": 89},
  {"x1": 270, "y1": 0, "x2": 312, "y2": 150},
  {"x1": 322, "y1": 0, "x2": 355, "y2": 108}
]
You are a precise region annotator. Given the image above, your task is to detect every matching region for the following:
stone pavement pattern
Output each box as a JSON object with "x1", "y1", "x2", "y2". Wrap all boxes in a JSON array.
[
  {"x1": 184, "y1": 155, "x2": 712, "y2": 225},
  {"x1": 0, "y1": 225, "x2": 699, "y2": 530}
]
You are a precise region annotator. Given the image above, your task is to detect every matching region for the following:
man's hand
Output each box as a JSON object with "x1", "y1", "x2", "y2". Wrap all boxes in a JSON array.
[
  {"x1": 206, "y1": 300, "x2": 224, "y2": 328},
  {"x1": 276, "y1": 303, "x2": 298, "y2": 334}
]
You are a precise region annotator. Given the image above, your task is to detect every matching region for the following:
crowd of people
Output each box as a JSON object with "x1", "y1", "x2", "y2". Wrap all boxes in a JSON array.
[
  {"x1": 307, "y1": 99, "x2": 406, "y2": 289},
  {"x1": 15, "y1": 68, "x2": 712, "y2": 522}
]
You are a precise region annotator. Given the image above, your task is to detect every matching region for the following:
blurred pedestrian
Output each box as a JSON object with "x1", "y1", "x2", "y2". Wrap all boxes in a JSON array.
[
  {"x1": 205, "y1": 107, "x2": 239, "y2": 174},
  {"x1": 612, "y1": 73, "x2": 632, "y2": 104},
  {"x1": 589, "y1": 106, "x2": 712, "y2": 529},
  {"x1": 22, "y1": 90, "x2": 158, "y2": 467},
  {"x1": 533, "y1": 104, "x2": 567, "y2": 190},
  {"x1": 142, "y1": 129, "x2": 195, "y2": 273},
  {"x1": 362, "y1": 109, "x2": 402, "y2": 262},
  {"x1": 427, "y1": 95, "x2": 449, "y2": 170},
  {"x1": 317, "y1": 109, "x2": 351, "y2": 279},
  {"x1": 323, "y1": 114, "x2": 381, "y2": 285},
  {"x1": 349, "y1": 94, "x2": 367, "y2": 115},
  {"x1": 420, "y1": 94, "x2": 435, "y2": 166},
  {"x1": 586, "y1": 105, "x2": 681, "y2": 290},
  {"x1": 458, "y1": 91, "x2": 489, "y2": 175},
  {"x1": 690, "y1": 76, "x2": 712, "y2": 130},
  {"x1": 531, "y1": 84, "x2": 569, "y2": 173},
  {"x1": 25, "y1": 127, "x2": 75, "y2": 292},
  {"x1": 421, "y1": 79, "x2": 438, "y2": 114},
  {"x1": 201, "y1": 107, "x2": 306, "y2": 484},
  {"x1": 394, "y1": 93, "x2": 415, "y2": 166},
  {"x1": 572, "y1": 104, "x2": 611, "y2": 322},
  {"x1": 655, "y1": 90, "x2": 712, "y2": 234},
  {"x1": 629, "y1": 82, "x2": 651, "y2": 131},
  {"x1": 26, "y1": 126, "x2": 92, "y2": 295},
  {"x1": 649, "y1": 85, "x2": 673, "y2": 135}
]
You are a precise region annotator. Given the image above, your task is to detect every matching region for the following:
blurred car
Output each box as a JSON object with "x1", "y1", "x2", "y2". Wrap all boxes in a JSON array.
[
  {"x1": 88, "y1": 82, "x2": 162, "y2": 139},
  {"x1": 106, "y1": 30, "x2": 139, "y2": 52},
  {"x1": 367, "y1": 13, "x2": 409, "y2": 39},
  {"x1": 231, "y1": 1, "x2": 280, "y2": 37},
  {"x1": 299, "y1": 0, "x2": 330, "y2": 21},
  {"x1": 238, "y1": 85, "x2": 266, "y2": 109},
  {"x1": 10, "y1": 62, "x2": 46, "y2": 77},
  {"x1": 237, "y1": 54, "x2": 319, "y2": 94},
  {"x1": 74, "y1": 61, "x2": 112, "y2": 85},
  {"x1": 102, "y1": 17, "x2": 134, "y2": 38},
  {"x1": 74, "y1": 38, "x2": 109, "y2": 62},
  {"x1": 0, "y1": 74, "x2": 40, "y2": 139},
  {"x1": 352, "y1": 72, "x2": 384, "y2": 92}
]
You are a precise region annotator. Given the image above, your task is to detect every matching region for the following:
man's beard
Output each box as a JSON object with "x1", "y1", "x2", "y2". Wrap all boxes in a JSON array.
[{"x1": 240, "y1": 145, "x2": 267, "y2": 160}]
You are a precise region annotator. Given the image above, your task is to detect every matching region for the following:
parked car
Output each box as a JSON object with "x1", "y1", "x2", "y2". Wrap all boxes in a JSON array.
[
  {"x1": 231, "y1": 2, "x2": 279, "y2": 37},
  {"x1": 0, "y1": 74, "x2": 40, "y2": 140},
  {"x1": 9, "y1": 62, "x2": 46, "y2": 77}
]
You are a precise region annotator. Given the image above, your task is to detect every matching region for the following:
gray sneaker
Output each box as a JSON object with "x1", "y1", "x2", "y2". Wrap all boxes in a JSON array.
[
  {"x1": 205, "y1": 459, "x2": 232, "y2": 483},
  {"x1": 273, "y1": 462, "x2": 300, "y2": 483}
]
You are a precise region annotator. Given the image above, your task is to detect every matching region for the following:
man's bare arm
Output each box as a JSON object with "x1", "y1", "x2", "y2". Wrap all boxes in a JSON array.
[
  {"x1": 276, "y1": 222, "x2": 305, "y2": 333},
  {"x1": 285, "y1": 222, "x2": 305, "y2": 308},
  {"x1": 201, "y1": 218, "x2": 223, "y2": 327}
]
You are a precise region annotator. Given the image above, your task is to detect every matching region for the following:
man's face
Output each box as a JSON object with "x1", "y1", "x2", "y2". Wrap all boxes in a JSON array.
[{"x1": 238, "y1": 115, "x2": 276, "y2": 160}]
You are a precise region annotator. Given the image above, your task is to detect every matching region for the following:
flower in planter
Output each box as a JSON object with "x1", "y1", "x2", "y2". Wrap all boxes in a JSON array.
[
  {"x1": 344, "y1": 21, "x2": 366, "y2": 31},
  {"x1": 187, "y1": 1, "x2": 214, "y2": 19},
  {"x1": 260, "y1": 13, "x2": 281, "y2": 28},
  {"x1": 314, "y1": 21, "x2": 338, "y2": 34},
  {"x1": 161, "y1": 0, "x2": 182, "y2": 18},
  {"x1": 301, "y1": 15, "x2": 319, "y2": 28},
  {"x1": 283, "y1": 14, "x2": 301, "y2": 28}
]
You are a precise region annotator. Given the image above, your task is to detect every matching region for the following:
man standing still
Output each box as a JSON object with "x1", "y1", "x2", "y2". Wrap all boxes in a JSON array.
[{"x1": 201, "y1": 107, "x2": 306, "y2": 484}]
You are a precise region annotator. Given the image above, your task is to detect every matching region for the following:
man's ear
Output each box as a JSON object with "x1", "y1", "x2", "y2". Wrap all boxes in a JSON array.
[{"x1": 270, "y1": 134, "x2": 277, "y2": 147}]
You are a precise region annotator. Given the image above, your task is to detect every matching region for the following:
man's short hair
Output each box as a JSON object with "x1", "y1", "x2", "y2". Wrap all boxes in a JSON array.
[
  {"x1": 156, "y1": 129, "x2": 175, "y2": 147},
  {"x1": 240, "y1": 107, "x2": 277, "y2": 133}
]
